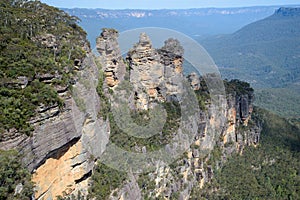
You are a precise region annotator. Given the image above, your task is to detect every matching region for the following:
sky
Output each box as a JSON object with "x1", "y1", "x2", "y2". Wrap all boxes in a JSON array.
[{"x1": 40, "y1": 0, "x2": 300, "y2": 9}]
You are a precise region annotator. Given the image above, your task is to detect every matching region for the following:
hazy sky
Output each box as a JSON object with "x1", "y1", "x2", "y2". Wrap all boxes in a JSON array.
[{"x1": 40, "y1": 0, "x2": 300, "y2": 9}]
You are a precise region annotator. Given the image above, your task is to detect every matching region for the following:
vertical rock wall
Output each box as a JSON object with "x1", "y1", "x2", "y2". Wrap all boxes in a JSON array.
[{"x1": 94, "y1": 29, "x2": 262, "y2": 199}]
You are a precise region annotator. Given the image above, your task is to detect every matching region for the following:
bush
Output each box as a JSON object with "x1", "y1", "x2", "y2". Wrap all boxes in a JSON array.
[
  {"x1": 88, "y1": 162, "x2": 126, "y2": 200},
  {"x1": 0, "y1": 150, "x2": 34, "y2": 200}
]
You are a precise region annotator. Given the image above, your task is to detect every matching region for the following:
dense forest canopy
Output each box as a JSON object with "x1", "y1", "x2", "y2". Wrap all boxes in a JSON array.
[{"x1": 0, "y1": 0, "x2": 88, "y2": 135}]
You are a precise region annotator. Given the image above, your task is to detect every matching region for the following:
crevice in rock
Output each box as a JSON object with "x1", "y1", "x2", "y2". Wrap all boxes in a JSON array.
[
  {"x1": 30, "y1": 110, "x2": 60, "y2": 124},
  {"x1": 37, "y1": 104, "x2": 59, "y2": 113},
  {"x1": 75, "y1": 170, "x2": 92, "y2": 184},
  {"x1": 71, "y1": 160, "x2": 86, "y2": 169}
]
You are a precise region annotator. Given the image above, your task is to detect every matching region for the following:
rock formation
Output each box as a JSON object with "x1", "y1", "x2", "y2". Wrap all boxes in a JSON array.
[
  {"x1": 0, "y1": 53, "x2": 109, "y2": 199},
  {"x1": 187, "y1": 72, "x2": 200, "y2": 91},
  {"x1": 1, "y1": 27, "x2": 261, "y2": 200},
  {"x1": 94, "y1": 29, "x2": 261, "y2": 199},
  {"x1": 275, "y1": 7, "x2": 300, "y2": 17},
  {"x1": 126, "y1": 34, "x2": 184, "y2": 110},
  {"x1": 96, "y1": 28, "x2": 126, "y2": 88}
]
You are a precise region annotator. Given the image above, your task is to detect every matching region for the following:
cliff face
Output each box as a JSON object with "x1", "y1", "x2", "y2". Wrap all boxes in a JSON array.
[
  {"x1": 275, "y1": 7, "x2": 300, "y2": 17},
  {"x1": 126, "y1": 33, "x2": 184, "y2": 110},
  {"x1": 95, "y1": 29, "x2": 261, "y2": 199},
  {"x1": 1, "y1": 23, "x2": 260, "y2": 199},
  {"x1": 96, "y1": 28, "x2": 126, "y2": 88},
  {"x1": 0, "y1": 52, "x2": 109, "y2": 199},
  {"x1": 29, "y1": 54, "x2": 109, "y2": 199}
]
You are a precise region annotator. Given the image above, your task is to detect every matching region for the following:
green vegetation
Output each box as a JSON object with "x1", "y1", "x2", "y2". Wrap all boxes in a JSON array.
[
  {"x1": 191, "y1": 107, "x2": 300, "y2": 199},
  {"x1": 96, "y1": 70, "x2": 111, "y2": 120},
  {"x1": 88, "y1": 162, "x2": 126, "y2": 200},
  {"x1": 108, "y1": 101, "x2": 181, "y2": 152},
  {"x1": 57, "y1": 191, "x2": 86, "y2": 200},
  {"x1": 255, "y1": 87, "x2": 300, "y2": 118},
  {"x1": 0, "y1": 0, "x2": 88, "y2": 135},
  {"x1": 138, "y1": 172, "x2": 156, "y2": 199},
  {"x1": 194, "y1": 77, "x2": 210, "y2": 111},
  {"x1": 224, "y1": 79, "x2": 254, "y2": 96},
  {"x1": 201, "y1": 8, "x2": 300, "y2": 117},
  {"x1": 0, "y1": 150, "x2": 34, "y2": 200},
  {"x1": 0, "y1": 80, "x2": 63, "y2": 135}
]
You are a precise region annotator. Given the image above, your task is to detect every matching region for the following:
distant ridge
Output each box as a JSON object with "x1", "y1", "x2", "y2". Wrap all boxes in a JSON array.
[
  {"x1": 201, "y1": 7, "x2": 300, "y2": 88},
  {"x1": 275, "y1": 7, "x2": 300, "y2": 16},
  {"x1": 201, "y1": 7, "x2": 300, "y2": 117},
  {"x1": 64, "y1": 5, "x2": 283, "y2": 48}
]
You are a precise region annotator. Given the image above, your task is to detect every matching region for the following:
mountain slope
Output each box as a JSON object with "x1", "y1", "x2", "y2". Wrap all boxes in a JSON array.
[
  {"x1": 201, "y1": 7, "x2": 300, "y2": 88},
  {"x1": 201, "y1": 7, "x2": 300, "y2": 117}
]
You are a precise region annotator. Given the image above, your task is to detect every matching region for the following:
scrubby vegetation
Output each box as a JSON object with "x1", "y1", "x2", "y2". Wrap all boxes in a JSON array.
[
  {"x1": 224, "y1": 79, "x2": 254, "y2": 96},
  {"x1": 0, "y1": 0, "x2": 88, "y2": 136},
  {"x1": 0, "y1": 150, "x2": 34, "y2": 200},
  {"x1": 88, "y1": 162, "x2": 126, "y2": 200},
  {"x1": 109, "y1": 101, "x2": 181, "y2": 152}
]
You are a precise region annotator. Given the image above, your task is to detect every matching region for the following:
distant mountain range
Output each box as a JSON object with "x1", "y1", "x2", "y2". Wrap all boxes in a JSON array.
[
  {"x1": 201, "y1": 7, "x2": 300, "y2": 117},
  {"x1": 201, "y1": 7, "x2": 300, "y2": 88},
  {"x1": 63, "y1": 6, "x2": 285, "y2": 48}
]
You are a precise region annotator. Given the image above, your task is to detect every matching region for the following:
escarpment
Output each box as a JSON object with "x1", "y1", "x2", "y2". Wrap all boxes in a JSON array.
[
  {"x1": 0, "y1": 1, "x2": 109, "y2": 199},
  {"x1": 92, "y1": 29, "x2": 261, "y2": 199},
  {"x1": 1, "y1": 53, "x2": 109, "y2": 199}
]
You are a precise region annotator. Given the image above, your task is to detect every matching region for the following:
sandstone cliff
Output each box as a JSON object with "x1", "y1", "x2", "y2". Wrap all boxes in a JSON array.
[
  {"x1": 93, "y1": 29, "x2": 261, "y2": 199},
  {"x1": 126, "y1": 33, "x2": 184, "y2": 110},
  {"x1": 0, "y1": 25, "x2": 261, "y2": 200},
  {"x1": 1, "y1": 52, "x2": 109, "y2": 199}
]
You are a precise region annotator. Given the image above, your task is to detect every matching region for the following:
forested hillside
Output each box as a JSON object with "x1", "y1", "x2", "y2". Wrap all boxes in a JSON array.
[
  {"x1": 0, "y1": 0, "x2": 89, "y2": 199},
  {"x1": 201, "y1": 7, "x2": 300, "y2": 117},
  {"x1": 0, "y1": 0, "x2": 88, "y2": 135}
]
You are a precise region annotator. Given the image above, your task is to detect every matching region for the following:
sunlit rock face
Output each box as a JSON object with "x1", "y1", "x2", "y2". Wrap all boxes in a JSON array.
[
  {"x1": 96, "y1": 28, "x2": 126, "y2": 88},
  {"x1": 94, "y1": 29, "x2": 261, "y2": 199},
  {"x1": 126, "y1": 34, "x2": 184, "y2": 110},
  {"x1": 0, "y1": 53, "x2": 110, "y2": 200}
]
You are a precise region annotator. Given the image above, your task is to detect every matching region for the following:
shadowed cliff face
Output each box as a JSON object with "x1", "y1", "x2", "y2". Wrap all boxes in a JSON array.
[
  {"x1": 94, "y1": 29, "x2": 261, "y2": 199},
  {"x1": 0, "y1": 51, "x2": 110, "y2": 199},
  {"x1": 275, "y1": 7, "x2": 300, "y2": 17},
  {"x1": 28, "y1": 54, "x2": 110, "y2": 199}
]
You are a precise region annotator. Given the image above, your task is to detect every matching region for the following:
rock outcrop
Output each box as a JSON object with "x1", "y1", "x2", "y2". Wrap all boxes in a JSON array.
[
  {"x1": 126, "y1": 34, "x2": 184, "y2": 110},
  {"x1": 28, "y1": 54, "x2": 109, "y2": 199},
  {"x1": 187, "y1": 72, "x2": 200, "y2": 91},
  {"x1": 94, "y1": 29, "x2": 262, "y2": 200},
  {"x1": 96, "y1": 28, "x2": 126, "y2": 88},
  {"x1": 1, "y1": 27, "x2": 261, "y2": 200}
]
